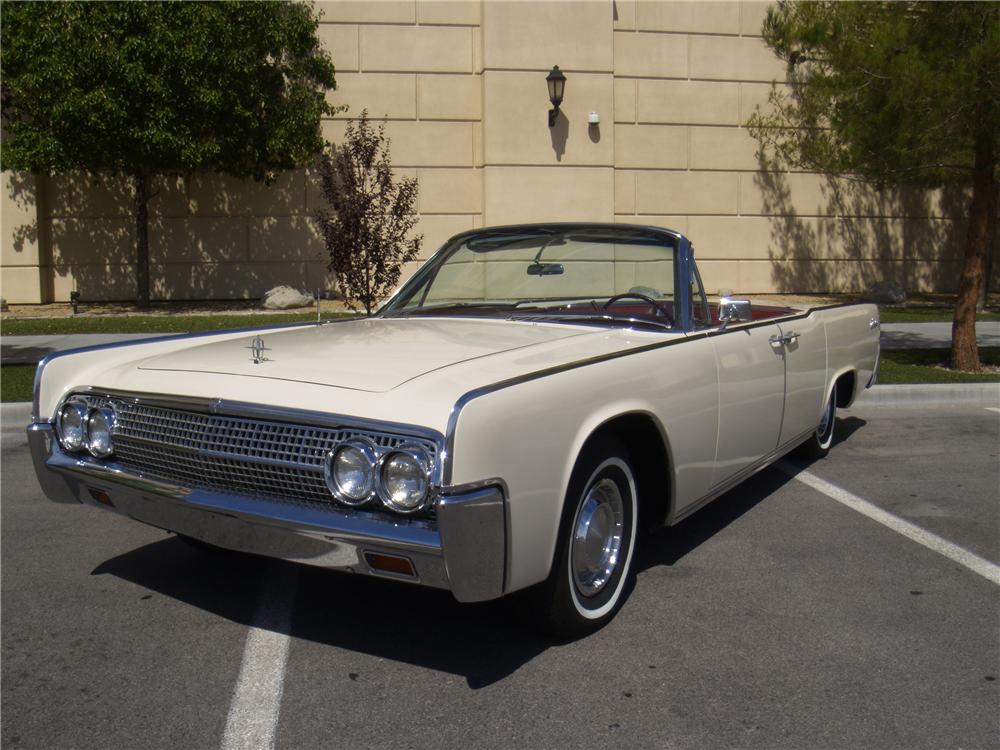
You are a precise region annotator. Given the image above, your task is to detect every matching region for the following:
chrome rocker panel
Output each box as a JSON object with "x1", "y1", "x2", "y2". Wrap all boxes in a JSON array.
[{"x1": 27, "y1": 422, "x2": 507, "y2": 603}]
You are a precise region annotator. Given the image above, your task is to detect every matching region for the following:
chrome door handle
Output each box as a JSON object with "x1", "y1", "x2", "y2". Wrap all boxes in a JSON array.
[{"x1": 770, "y1": 331, "x2": 799, "y2": 345}]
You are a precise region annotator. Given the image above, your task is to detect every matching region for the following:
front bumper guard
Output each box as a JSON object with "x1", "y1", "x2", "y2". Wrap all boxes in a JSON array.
[{"x1": 27, "y1": 422, "x2": 507, "y2": 603}]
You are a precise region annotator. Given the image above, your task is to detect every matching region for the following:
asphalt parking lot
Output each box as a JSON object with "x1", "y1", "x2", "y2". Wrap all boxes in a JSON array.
[{"x1": 2, "y1": 401, "x2": 998, "y2": 750}]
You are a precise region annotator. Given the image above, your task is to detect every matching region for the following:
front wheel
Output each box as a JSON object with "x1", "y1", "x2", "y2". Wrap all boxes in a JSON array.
[
  {"x1": 534, "y1": 438, "x2": 639, "y2": 638},
  {"x1": 795, "y1": 389, "x2": 836, "y2": 459}
]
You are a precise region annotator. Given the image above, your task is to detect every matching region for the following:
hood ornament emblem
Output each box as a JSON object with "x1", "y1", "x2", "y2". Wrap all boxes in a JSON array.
[{"x1": 246, "y1": 335, "x2": 270, "y2": 365}]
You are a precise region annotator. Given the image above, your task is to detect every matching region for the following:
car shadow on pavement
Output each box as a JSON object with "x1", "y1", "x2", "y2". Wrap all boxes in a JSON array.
[
  {"x1": 292, "y1": 566, "x2": 552, "y2": 688},
  {"x1": 0, "y1": 343, "x2": 53, "y2": 365},
  {"x1": 832, "y1": 415, "x2": 866, "y2": 447},
  {"x1": 637, "y1": 415, "x2": 867, "y2": 572},
  {"x1": 636, "y1": 465, "x2": 795, "y2": 573},
  {"x1": 93, "y1": 535, "x2": 551, "y2": 689},
  {"x1": 92, "y1": 537, "x2": 274, "y2": 624},
  {"x1": 93, "y1": 416, "x2": 867, "y2": 689}
]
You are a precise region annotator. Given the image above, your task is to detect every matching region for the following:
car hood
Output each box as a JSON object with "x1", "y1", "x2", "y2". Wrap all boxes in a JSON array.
[{"x1": 137, "y1": 317, "x2": 599, "y2": 392}]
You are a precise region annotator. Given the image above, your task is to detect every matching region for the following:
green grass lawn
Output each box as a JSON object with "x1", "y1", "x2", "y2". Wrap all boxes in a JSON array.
[
  {"x1": 1, "y1": 312, "x2": 356, "y2": 336},
  {"x1": 2, "y1": 365, "x2": 35, "y2": 403},
  {"x1": 4, "y1": 347, "x2": 997, "y2": 404},
  {"x1": 877, "y1": 347, "x2": 1000, "y2": 384},
  {"x1": 879, "y1": 306, "x2": 999, "y2": 323}
]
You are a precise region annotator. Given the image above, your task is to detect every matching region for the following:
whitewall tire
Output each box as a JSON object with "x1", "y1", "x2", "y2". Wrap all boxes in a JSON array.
[{"x1": 536, "y1": 437, "x2": 639, "y2": 637}]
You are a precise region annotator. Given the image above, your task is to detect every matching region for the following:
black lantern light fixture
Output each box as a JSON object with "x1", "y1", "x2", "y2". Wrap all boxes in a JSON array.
[{"x1": 546, "y1": 65, "x2": 566, "y2": 127}]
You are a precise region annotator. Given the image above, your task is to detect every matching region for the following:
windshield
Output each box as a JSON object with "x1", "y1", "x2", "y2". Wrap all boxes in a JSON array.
[{"x1": 381, "y1": 226, "x2": 680, "y2": 330}]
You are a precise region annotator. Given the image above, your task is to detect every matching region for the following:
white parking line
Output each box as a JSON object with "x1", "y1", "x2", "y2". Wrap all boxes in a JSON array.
[
  {"x1": 221, "y1": 562, "x2": 299, "y2": 750},
  {"x1": 778, "y1": 461, "x2": 1000, "y2": 586},
  {"x1": 985, "y1": 407, "x2": 1000, "y2": 414}
]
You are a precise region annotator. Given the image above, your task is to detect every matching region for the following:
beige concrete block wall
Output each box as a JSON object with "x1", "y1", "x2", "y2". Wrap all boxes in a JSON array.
[
  {"x1": 0, "y1": 0, "x2": 969, "y2": 303},
  {"x1": 1, "y1": 172, "x2": 46, "y2": 303},
  {"x1": 610, "y1": 0, "x2": 966, "y2": 297}
]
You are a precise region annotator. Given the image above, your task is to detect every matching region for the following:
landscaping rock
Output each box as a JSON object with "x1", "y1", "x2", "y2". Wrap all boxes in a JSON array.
[
  {"x1": 262, "y1": 286, "x2": 313, "y2": 310},
  {"x1": 865, "y1": 281, "x2": 906, "y2": 304}
]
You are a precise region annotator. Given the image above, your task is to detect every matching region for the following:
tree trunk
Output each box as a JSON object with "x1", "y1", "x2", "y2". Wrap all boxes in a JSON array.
[
  {"x1": 133, "y1": 170, "x2": 151, "y2": 309},
  {"x1": 951, "y1": 132, "x2": 996, "y2": 372}
]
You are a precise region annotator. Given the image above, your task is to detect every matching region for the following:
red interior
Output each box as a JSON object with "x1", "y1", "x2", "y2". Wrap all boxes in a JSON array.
[{"x1": 577, "y1": 300, "x2": 797, "y2": 325}]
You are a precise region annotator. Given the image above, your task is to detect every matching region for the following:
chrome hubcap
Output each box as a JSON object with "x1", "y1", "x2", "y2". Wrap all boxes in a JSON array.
[{"x1": 572, "y1": 478, "x2": 625, "y2": 597}]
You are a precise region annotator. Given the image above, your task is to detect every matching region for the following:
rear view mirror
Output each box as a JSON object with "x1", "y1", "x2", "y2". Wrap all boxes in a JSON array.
[
  {"x1": 527, "y1": 262, "x2": 564, "y2": 276},
  {"x1": 718, "y1": 297, "x2": 752, "y2": 330}
]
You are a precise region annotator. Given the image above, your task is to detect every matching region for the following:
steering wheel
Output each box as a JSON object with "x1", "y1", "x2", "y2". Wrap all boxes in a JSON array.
[{"x1": 602, "y1": 292, "x2": 673, "y2": 324}]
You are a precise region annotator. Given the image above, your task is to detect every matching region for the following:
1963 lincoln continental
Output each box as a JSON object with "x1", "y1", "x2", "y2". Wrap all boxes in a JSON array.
[{"x1": 28, "y1": 224, "x2": 879, "y2": 635}]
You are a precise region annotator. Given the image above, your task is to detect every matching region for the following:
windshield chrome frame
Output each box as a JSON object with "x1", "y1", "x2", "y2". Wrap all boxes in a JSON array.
[{"x1": 378, "y1": 222, "x2": 694, "y2": 332}]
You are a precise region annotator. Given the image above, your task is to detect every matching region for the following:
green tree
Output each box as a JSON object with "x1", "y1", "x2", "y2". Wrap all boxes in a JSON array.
[
  {"x1": 1, "y1": 1, "x2": 337, "y2": 308},
  {"x1": 314, "y1": 111, "x2": 422, "y2": 316},
  {"x1": 748, "y1": 1, "x2": 999, "y2": 371}
]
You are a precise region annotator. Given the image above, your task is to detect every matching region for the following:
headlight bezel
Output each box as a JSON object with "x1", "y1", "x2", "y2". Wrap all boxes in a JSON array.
[
  {"x1": 375, "y1": 444, "x2": 433, "y2": 514},
  {"x1": 324, "y1": 437, "x2": 379, "y2": 506},
  {"x1": 56, "y1": 399, "x2": 90, "y2": 453},
  {"x1": 85, "y1": 406, "x2": 117, "y2": 458}
]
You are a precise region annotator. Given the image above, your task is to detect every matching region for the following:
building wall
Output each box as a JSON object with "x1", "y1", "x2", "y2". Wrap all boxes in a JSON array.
[{"x1": 0, "y1": 0, "x2": 973, "y2": 304}]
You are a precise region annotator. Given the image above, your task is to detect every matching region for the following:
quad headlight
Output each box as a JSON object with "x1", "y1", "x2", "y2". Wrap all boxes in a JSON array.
[
  {"x1": 56, "y1": 400, "x2": 89, "y2": 452},
  {"x1": 376, "y1": 446, "x2": 431, "y2": 513},
  {"x1": 56, "y1": 401, "x2": 116, "y2": 458},
  {"x1": 324, "y1": 440, "x2": 433, "y2": 513},
  {"x1": 86, "y1": 407, "x2": 117, "y2": 458},
  {"x1": 325, "y1": 439, "x2": 377, "y2": 505}
]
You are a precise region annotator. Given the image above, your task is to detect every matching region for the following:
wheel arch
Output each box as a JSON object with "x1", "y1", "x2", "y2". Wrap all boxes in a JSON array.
[
  {"x1": 567, "y1": 410, "x2": 675, "y2": 532},
  {"x1": 828, "y1": 368, "x2": 858, "y2": 409}
]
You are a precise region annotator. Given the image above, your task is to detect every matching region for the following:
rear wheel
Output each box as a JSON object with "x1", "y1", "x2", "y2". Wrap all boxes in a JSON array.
[
  {"x1": 795, "y1": 388, "x2": 836, "y2": 459},
  {"x1": 535, "y1": 437, "x2": 639, "y2": 638}
]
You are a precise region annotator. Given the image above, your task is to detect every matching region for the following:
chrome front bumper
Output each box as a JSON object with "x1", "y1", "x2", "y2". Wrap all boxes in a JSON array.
[{"x1": 27, "y1": 422, "x2": 507, "y2": 603}]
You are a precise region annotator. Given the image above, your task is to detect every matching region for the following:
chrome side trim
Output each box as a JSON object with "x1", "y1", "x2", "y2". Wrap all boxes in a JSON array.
[
  {"x1": 669, "y1": 425, "x2": 815, "y2": 525},
  {"x1": 442, "y1": 302, "x2": 870, "y2": 484},
  {"x1": 30, "y1": 318, "x2": 358, "y2": 422}
]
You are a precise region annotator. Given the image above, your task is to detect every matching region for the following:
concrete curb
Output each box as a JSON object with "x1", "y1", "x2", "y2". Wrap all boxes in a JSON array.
[{"x1": 854, "y1": 383, "x2": 1000, "y2": 407}]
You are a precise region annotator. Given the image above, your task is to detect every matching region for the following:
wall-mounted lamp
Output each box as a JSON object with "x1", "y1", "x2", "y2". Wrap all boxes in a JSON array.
[{"x1": 546, "y1": 65, "x2": 566, "y2": 127}]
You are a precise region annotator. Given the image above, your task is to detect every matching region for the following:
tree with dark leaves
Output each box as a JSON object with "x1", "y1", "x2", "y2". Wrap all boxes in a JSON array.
[
  {"x1": 314, "y1": 111, "x2": 422, "y2": 315},
  {"x1": 748, "y1": 1, "x2": 999, "y2": 372},
  {"x1": 1, "y1": 1, "x2": 336, "y2": 308}
]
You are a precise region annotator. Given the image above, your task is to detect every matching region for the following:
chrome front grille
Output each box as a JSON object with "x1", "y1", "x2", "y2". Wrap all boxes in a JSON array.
[{"x1": 75, "y1": 395, "x2": 438, "y2": 511}]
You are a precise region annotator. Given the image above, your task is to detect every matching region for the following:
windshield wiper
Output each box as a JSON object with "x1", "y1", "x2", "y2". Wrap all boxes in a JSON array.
[
  {"x1": 383, "y1": 302, "x2": 515, "y2": 318},
  {"x1": 506, "y1": 312, "x2": 675, "y2": 332}
]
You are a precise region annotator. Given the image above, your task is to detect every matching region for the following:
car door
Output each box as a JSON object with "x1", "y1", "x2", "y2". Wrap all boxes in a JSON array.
[
  {"x1": 775, "y1": 314, "x2": 828, "y2": 447},
  {"x1": 709, "y1": 323, "x2": 785, "y2": 488}
]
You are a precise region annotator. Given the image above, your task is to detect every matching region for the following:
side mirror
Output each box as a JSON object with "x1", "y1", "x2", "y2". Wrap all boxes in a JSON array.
[{"x1": 718, "y1": 297, "x2": 752, "y2": 330}]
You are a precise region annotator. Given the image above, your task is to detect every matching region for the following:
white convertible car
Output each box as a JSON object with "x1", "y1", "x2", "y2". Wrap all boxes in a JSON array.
[{"x1": 29, "y1": 224, "x2": 879, "y2": 635}]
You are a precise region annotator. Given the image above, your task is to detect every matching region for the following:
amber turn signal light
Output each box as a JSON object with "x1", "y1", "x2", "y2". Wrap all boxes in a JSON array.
[
  {"x1": 88, "y1": 487, "x2": 114, "y2": 506},
  {"x1": 364, "y1": 552, "x2": 416, "y2": 578}
]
